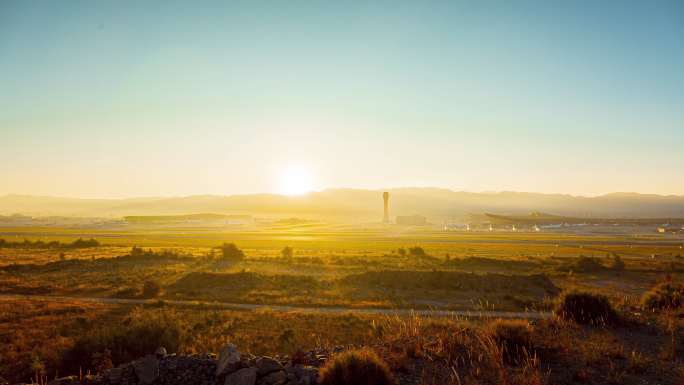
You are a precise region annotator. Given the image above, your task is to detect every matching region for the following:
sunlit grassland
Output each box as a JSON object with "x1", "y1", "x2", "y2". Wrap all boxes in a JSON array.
[
  {"x1": 1, "y1": 225, "x2": 682, "y2": 262},
  {"x1": 1, "y1": 225, "x2": 682, "y2": 310},
  {"x1": 2, "y1": 297, "x2": 682, "y2": 385},
  {"x1": 1, "y1": 225, "x2": 683, "y2": 384}
]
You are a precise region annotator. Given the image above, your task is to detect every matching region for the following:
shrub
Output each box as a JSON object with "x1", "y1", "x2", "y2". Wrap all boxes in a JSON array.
[
  {"x1": 142, "y1": 280, "x2": 162, "y2": 298},
  {"x1": 610, "y1": 254, "x2": 625, "y2": 271},
  {"x1": 319, "y1": 349, "x2": 394, "y2": 385},
  {"x1": 487, "y1": 319, "x2": 534, "y2": 364},
  {"x1": 556, "y1": 291, "x2": 618, "y2": 325},
  {"x1": 70, "y1": 238, "x2": 100, "y2": 248},
  {"x1": 408, "y1": 246, "x2": 426, "y2": 257},
  {"x1": 281, "y1": 246, "x2": 294, "y2": 259},
  {"x1": 114, "y1": 286, "x2": 139, "y2": 298},
  {"x1": 62, "y1": 308, "x2": 186, "y2": 373},
  {"x1": 219, "y1": 243, "x2": 245, "y2": 261},
  {"x1": 642, "y1": 282, "x2": 683, "y2": 311},
  {"x1": 571, "y1": 256, "x2": 605, "y2": 272},
  {"x1": 130, "y1": 246, "x2": 145, "y2": 256}
]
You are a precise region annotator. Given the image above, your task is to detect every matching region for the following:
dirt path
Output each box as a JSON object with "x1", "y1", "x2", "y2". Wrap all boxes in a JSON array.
[{"x1": 0, "y1": 293, "x2": 551, "y2": 319}]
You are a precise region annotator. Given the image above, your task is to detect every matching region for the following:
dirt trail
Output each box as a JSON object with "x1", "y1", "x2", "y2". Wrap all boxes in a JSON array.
[{"x1": 0, "y1": 293, "x2": 551, "y2": 319}]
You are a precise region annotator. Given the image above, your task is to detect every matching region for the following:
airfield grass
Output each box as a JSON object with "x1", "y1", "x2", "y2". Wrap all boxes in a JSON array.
[
  {"x1": 1, "y1": 225, "x2": 683, "y2": 258},
  {"x1": 1, "y1": 226, "x2": 683, "y2": 309}
]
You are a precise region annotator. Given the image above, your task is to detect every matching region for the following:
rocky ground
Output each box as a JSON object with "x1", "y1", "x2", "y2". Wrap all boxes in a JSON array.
[
  {"x1": 25, "y1": 344, "x2": 323, "y2": 385},
  {"x1": 11, "y1": 342, "x2": 425, "y2": 385}
]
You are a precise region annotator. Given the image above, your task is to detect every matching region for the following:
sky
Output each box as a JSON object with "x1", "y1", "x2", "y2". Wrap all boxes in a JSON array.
[{"x1": 1, "y1": 0, "x2": 683, "y2": 198}]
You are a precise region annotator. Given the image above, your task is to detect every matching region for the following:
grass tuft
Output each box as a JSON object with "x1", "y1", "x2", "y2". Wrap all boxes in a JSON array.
[
  {"x1": 556, "y1": 291, "x2": 618, "y2": 325},
  {"x1": 641, "y1": 282, "x2": 683, "y2": 311},
  {"x1": 319, "y1": 348, "x2": 395, "y2": 385},
  {"x1": 486, "y1": 319, "x2": 534, "y2": 365}
]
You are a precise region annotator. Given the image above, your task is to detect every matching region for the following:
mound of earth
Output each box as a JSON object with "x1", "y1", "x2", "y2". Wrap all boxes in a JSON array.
[
  {"x1": 444, "y1": 256, "x2": 542, "y2": 272},
  {"x1": 166, "y1": 272, "x2": 321, "y2": 302},
  {"x1": 339, "y1": 270, "x2": 560, "y2": 296}
]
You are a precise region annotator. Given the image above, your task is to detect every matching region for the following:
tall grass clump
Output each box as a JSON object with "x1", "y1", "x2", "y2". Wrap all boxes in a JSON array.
[
  {"x1": 319, "y1": 348, "x2": 394, "y2": 385},
  {"x1": 642, "y1": 282, "x2": 683, "y2": 311},
  {"x1": 61, "y1": 307, "x2": 187, "y2": 373},
  {"x1": 556, "y1": 291, "x2": 618, "y2": 325},
  {"x1": 486, "y1": 319, "x2": 534, "y2": 364}
]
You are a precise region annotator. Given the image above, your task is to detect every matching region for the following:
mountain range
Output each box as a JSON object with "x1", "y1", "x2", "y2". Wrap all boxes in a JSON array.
[{"x1": 2, "y1": 189, "x2": 684, "y2": 221}]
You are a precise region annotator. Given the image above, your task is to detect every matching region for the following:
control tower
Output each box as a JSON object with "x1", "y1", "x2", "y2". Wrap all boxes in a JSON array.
[{"x1": 382, "y1": 192, "x2": 390, "y2": 223}]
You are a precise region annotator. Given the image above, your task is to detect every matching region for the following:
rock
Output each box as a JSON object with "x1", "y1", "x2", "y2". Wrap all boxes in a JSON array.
[
  {"x1": 107, "y1": 367, "x2": 123, "y2": 384},
  {"x1": 47, "y1": 376, "x2": 79, "y2": 385},
  {"x1": 133, "y1": 354, "x2": 159, "y2": 385},
  {"x1": 286, "y1": 367, "x2": 317, "y2": 385},
  {"x1": 225, "y1": 367, "x2": 257, "y2": 385},
  {"x1": 256, "y1": 357, "x2": 283, "y2": 376},
  {"x1": 258, "y1": 370, "x2": 287, "y2": 385},
  {"x1": 155, "y1": 347, "x2": 168, "y2": 358},
  {"x1": 216, "y1": 344, "x2": 242, "y2": 376}
]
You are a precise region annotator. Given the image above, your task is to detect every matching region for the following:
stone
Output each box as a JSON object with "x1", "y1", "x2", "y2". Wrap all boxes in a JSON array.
[
  {"x1": 224, "y1": 367, "x2": 257, "y2": 385},
  {"x1": 258, "y1": 370, "x2": 287, "y2": 385},
  {"x1": 216, "y1": 344, "x2": 242, "y2": 376},
  {"x1": 47, "y1": 376, "x2": 79, "y2": 385},
  {"x1": 107, "y1": 367, "x2": 123, "y2": 384},
  {"x1": 288, "y1": 367, "x2": 317, "y2": 385},
  {"x1": 256, "y1": 357, "x2": 283, "y2": 376},
  {"x1": 133, "y1": 354, "x2": 159, "y2": 385}
]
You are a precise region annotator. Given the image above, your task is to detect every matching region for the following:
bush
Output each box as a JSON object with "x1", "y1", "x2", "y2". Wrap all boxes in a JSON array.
[
  {"x1": 558, "y1": 256, "x2": 605, "y2": 273},
  {"x1": 408, "y1": 246, "x2": 426, "y2": 257},
  {"x1": 62, "y1": 308, "x2": 186, "y2": 373},
  {"x1": 114, "y1": 286, "x2": 139, "y2": 298},
  {"x1": 281, "y1": 246, "x2": 294, "y2": 259},
  {"x1": 142, "y1": 280, "x2": 162, "y2": 298},
  {"x1": 610, "y1": 254, "x2": 625, "y2": 271},
  {"x1": 642, "y1": 282, "x2": 683, "y2": 311},
  {"x1": 219, "y1": 243, "x2": 245, "y2": 261},
  {"x1": 487, "y1": 319, "x2": 534, "y2": 364},
  {"x1": 70, "y1": 238, "x2": 100, "y2": 248},
  {"x1": 319, "y1": 349, "x2": 394, "y2": 385},
  {"x1": 556, "y1": 291, "x2": 618, "y2": 325}
]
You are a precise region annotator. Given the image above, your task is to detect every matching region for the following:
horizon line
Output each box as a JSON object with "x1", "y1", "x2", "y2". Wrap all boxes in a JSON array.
[{"x1": 1, "y1": 188, "x2": 683, "y2": 201}]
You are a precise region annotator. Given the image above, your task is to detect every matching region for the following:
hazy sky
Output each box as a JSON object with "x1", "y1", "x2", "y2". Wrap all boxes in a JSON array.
[{"x1": 1, "y1": 0, "x2": 683, "y2": 198}]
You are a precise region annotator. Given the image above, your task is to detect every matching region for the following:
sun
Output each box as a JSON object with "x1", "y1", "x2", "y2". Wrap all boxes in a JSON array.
[{"x1": 278, "y1": 165, "x2": 314, "y2": 196}]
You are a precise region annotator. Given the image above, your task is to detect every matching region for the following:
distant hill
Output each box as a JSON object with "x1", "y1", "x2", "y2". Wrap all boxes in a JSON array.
[{"x1": 1, "y1": 189, "x2": 684, "y2": 221}]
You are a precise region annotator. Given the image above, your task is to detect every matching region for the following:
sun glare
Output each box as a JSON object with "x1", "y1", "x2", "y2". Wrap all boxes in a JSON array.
[{"x1": 278, "y1": 165, "x2": 314, "y2": 196}]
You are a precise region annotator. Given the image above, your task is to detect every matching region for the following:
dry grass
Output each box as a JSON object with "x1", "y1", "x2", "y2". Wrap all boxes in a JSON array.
[
  {"x1": 642, "y1": 281, "x2": 683, "y2": 311},
  {"x1": 319, "y1": 349, "x2": 395, "y2": 385},
  {"x1": 1, "y1": 297, "x2": 683, "y2": 385},
  {"x1": 556, "y1": 291, "x2": 619, "y2": 325},
  {"x1": 2, "y1": 227, "x2": 684, "y2": 384},
  {"x1": 486, "y1": 319, "x2": 534, "y2": 365}
]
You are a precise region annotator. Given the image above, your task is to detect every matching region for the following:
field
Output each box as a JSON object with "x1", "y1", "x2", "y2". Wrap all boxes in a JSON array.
[
  {"x1": 1, "y1": 223, "x2": 683, "y2": 384},
  {"x1": 1, "y1": 224, "x2": 682, "y2": 306}
]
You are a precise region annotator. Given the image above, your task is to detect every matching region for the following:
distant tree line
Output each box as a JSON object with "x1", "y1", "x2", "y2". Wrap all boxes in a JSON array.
[{"x1": 0, "y1": 238, "x2": 100, "y2": 249}]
